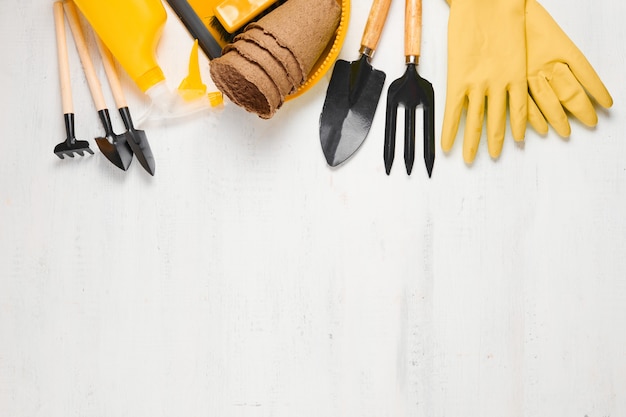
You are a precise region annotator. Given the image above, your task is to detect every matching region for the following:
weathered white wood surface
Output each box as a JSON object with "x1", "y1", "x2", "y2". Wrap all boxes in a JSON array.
[{"x1": 1, "y1": 0, "x2": 625, "y2": 416}]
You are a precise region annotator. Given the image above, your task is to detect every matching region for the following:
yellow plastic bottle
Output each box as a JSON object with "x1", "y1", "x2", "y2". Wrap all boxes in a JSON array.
[{"x1": 72, "y1": 0, "x2": 167, "y2": 93}]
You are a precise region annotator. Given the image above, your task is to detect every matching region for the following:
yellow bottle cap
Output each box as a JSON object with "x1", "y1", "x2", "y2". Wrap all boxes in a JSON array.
[
  {"x1": 208, "y1": 91, "x2": 224, "y2": 107},
  {"x1": 136, "y1": 66, "x2": 166, "y2": 92}
]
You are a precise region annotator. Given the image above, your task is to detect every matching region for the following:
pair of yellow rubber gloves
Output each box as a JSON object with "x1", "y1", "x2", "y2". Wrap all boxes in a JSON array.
[{"x1": 441, "y1": 0, "x2": 613, "y2": 163}]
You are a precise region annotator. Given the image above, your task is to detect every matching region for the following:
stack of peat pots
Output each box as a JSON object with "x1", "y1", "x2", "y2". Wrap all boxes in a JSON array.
[{"x1": 210, "y1": 0, "x2": 341, "y2": 118}]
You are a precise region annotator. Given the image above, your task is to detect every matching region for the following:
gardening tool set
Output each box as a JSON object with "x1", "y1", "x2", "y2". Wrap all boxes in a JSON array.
[
  {"x1": 52, "y1": 0, "x2": 613, "y2": 177},
  {"x1": 54, "y1": 0, "x2": 154, "y2": 174}
]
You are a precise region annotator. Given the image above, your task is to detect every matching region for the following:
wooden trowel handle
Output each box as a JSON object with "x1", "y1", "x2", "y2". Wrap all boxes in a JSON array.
[
  {"x1": 360, "y1": 0, "x2": 392, "y2": 55},
  {"x1": 405, "y1": 0, "x2": 422, "y2": 59},
  {"x1": 95, "y1": 36, "x2": 128, "y2": 109},
  {"x1": 63, "y1": 0, "x2": 107, "y2": 112},
  {"x1": 53, "y1": 2, "x2": 73, "y2": 114}
]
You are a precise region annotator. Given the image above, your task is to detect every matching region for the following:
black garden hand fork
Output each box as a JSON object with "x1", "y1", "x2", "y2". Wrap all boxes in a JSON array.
[{"x1": 384, "y1": 0, "x2": 435, "y2": 176}]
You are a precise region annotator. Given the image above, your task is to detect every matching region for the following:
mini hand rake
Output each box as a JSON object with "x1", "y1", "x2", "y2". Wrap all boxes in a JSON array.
[{"x1": 53, "y1": 1, "x2": 93, "y2": 159}]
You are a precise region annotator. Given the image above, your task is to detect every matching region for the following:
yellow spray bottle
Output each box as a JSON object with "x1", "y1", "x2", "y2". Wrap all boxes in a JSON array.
[
  {"x1": 71, "y1": 0, "x2": 167, "y2": 93},
  {"x1": 70, "y1": 0, "x2": 218, "y2": 124}
]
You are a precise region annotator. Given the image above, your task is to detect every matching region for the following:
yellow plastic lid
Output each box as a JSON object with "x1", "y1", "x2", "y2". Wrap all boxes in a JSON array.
[{"x1": 214, "y1": 0, "x2": 277, "y2": 33}]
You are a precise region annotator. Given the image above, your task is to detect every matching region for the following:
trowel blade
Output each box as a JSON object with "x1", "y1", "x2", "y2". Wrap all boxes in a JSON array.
[{"x1": 319, "y1": 56, "x2": 386, "y2": 167}]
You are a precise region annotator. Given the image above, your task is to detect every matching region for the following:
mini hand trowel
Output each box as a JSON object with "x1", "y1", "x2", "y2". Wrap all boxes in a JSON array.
[
  {"x1": 319, "y1": 0, "x2": 392, "y2": 167},
  {"x1": 64, "y1": 0, "x2": 133, "y2": 171}
]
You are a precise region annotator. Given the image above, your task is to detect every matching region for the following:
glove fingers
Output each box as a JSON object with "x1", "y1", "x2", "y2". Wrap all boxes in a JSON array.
[
  {"x1": 441, "y1": 91, "x2": 465, "y2": 153},
  {"x1": 527, "y1": 94, "x2": 549, "y2": 135},
  {"x1": 528, "y1": 75, "x2": 571, "y2": 137},
  {"x1": 565, "y1": 47, "x2": 613, "y2": 109},
  {"x1": 487, "y1": 90, "x2": 506, "y2": 159},
  {"x1": 463, "y1": 90, "x2": 485, "y2": 164},
  {"x1": 508, "y1": 82, "x2": 528, "y2": 141},
  {"x1": 550, "y1": 62, "x2": 598, "y2": 127}
]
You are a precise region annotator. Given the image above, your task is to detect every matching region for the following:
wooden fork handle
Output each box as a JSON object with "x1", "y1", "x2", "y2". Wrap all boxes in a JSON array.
[
  {"x1": 405, "y1": 0, "x2": 422, "y2": 59},
  {"x1": 360, "y1": 0, "x2": 392, "y2": 56},
  {"x1": 53, "y1": 2, "x2": 73, "y2": 114},
  {"x1": 63, "y1": 0, "x2": 107, "y2": 111}
]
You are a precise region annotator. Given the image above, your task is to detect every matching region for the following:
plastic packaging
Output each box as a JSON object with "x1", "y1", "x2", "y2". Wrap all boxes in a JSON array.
[
  {"x1": 72, "y1": 0, "x2": 167, "y2": 92},
  {"x1": 135, "y1": 81, "x2": 222, "y2": 127}
]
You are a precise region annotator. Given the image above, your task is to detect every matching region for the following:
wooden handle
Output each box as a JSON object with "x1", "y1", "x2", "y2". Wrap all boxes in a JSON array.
[
  {"x1": 361, "y1": 0, "x2": 393, "y2": 53},
  {"x1": 63, "y1": 0, "x2": 107, "y2": 111},
  {"x1": 95, "y1": 36, "x2": 127, "y2": 109},
  {"x1": 54, "y1": 2, "x2": 73, "y2": 114},
  {"x1": 405, "y1": 0, "x2": 422, "y2": 58}
]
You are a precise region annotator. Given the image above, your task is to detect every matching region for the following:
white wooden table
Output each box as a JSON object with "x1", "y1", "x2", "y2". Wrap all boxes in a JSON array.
[{"x1": 1, "y1": 0, "x2": 625, "y2": 416}]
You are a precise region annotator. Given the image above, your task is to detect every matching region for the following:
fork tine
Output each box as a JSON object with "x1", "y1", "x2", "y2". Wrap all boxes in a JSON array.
[
  {"x1": 424, "y1": 98, "x2": 435, "y2": 177},
  {"x1": 384, "y1": 100, "x2": 398, "y2": 175},
  {"x1": 404, "y1": 105, "x2": 416, "y2": 175}
]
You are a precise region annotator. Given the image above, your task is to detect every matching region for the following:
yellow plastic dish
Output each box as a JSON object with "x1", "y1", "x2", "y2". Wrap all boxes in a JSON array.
[{"x1": 186, "y1": 0, "x2": 350, "y2": 101}]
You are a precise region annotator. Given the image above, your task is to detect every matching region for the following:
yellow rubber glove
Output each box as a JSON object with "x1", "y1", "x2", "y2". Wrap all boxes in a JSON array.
[
  {"x1": 441, "y1": 0, "x2": 528, "y2": 164},
  {"x1": 525, "y1": 0, "x2": 613, "y2": 137}
]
